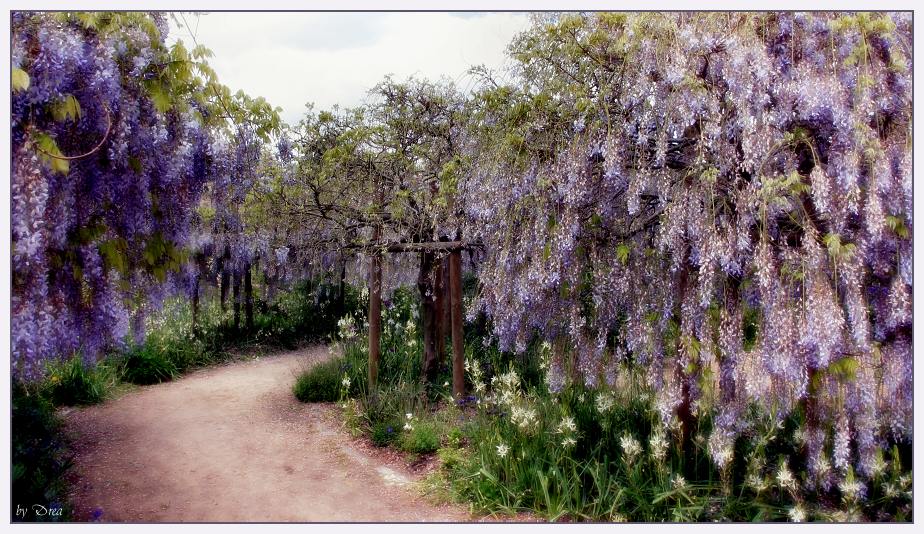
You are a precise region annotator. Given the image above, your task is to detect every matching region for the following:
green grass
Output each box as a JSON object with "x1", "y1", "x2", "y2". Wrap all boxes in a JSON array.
[
  {"x1": 293, "y1": 358, "x2": 344, "y2": 402},
  {"x1": 119, "y1": 347, "x2": 179, "y2": 385},
  {"x1": 40, "y1": 356, "x2": 119, "y2": 406}
]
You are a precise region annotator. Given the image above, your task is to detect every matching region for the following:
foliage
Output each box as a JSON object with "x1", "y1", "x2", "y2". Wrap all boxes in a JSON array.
[
  {"x1": 11, "y1": 11, "x2": 280, "y2": 380},
  {"x1": 39, "y1": 355, "x2": 118, "y2": 406},
  {"x1": 12, "y1": 387, "x2": 72, "y2": 522},
  {"x1": 440, "y1": 350, "x2": 913, "y2": 522},
  {"x1": 399, "y1": 417, "x2": 443, "y2": 454},
  {"x1": 462, "y1": 12, "x2": 912, "y2": 489},
  {"x1": 293, "y1": 357, "x2": 343, "y2": 403},
  {"x1": 119, "y1": 345, "x2": 180, "y2": 385}
]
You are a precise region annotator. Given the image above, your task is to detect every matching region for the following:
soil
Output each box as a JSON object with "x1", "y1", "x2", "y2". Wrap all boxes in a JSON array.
[{"x1": 61, "y1": 346, "x2": 477, "y2": 522}]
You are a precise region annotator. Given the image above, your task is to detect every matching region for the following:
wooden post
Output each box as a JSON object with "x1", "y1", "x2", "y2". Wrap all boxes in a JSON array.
[
  {"x1": 338, "y1": 260, "x2": 346, "y2": 315},
  {"x1": 369, "y1": 251, "x2": 382, "y2": 388},
  {"x1": 220, "y1": 268, "x2": 230, "y2": 312},
  {"x1": 449, "y1": 249, "x2": 465, "y2": 399},
  {"x1": 232, "y1": 271, "x2": 241, "y2": 330},
  {"x1": 368, "y1": 183, "x2": 384, "y2": 389},
  {"x1": 244, "y1": 262, "x2": 254, "y2": 331},
  {"x1": 191, "y1": 272, "x2": 201, "y2": 330},
  {"x1": 674, "y1": 245, "x2": 695, "y2": 451},
  {"x1": 433, "y1": 256, "x2": 446, "y2": 366},
  {"x1": 419, "y1": 250, "x2": 439, "y2": 387}
]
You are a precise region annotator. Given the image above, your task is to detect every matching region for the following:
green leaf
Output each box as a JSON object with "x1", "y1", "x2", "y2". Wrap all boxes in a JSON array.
[
  {"x1": 827, "y1": 356, "x2": 859, "y2": 382},
  {"x1": 32, "y1": 132, "x2": 69, "y2": 174},
  {"x1": 12, "y1": 67, "x2": 29, "y2": 92},
  {"x1": 51, "y1": 94, "x2": 82, "y2": 123},
  {"x1": 615, "y1": 243, "x2": 630, "y2": 265},
  {"x1": 885, "y1": 215, "x2": 910, "y2": 239},
  {"x1": 823, "y1": 233, "x2": 855, "y2": 261},
  {"x1": 128, "y1": 156, "x2": 144, "y2": 174},
  {"x1": 148, "y1": 83, "x2": 172, "y2": 113},
  {"x1": 98, "y1": 238, "x2": 129, "y2": 275}
]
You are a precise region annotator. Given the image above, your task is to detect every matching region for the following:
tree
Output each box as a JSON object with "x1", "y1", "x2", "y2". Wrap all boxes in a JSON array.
[
  {"x1": 270, "y1": 78, "x2": 470, "y2": 390},
  {"x1": 11, "y1": 11, "x2": 279, "y2": 378},
  {"x1": 462, "y1": 12, "x2": 911, "y2": 476}
]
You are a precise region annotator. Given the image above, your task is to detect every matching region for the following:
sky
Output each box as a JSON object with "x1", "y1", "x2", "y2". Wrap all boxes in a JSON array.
[{"x1": 168, "y1": 12, "x2": 531, "y2": 126}]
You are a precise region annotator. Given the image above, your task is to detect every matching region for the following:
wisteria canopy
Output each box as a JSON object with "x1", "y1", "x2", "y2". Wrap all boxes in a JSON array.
[{"x1": 10, "y1": 11, "x2": 913, "y2": 484}]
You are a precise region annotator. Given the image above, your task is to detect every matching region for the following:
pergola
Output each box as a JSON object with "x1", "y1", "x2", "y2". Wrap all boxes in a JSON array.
[{"x1": 365, "y1": 239, "x2": 478, "y2": 398}]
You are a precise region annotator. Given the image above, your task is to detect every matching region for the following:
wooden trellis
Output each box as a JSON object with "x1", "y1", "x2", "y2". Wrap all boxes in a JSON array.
[{"x1": 366, "y1": 240, "x2": 477, "y2": 399}]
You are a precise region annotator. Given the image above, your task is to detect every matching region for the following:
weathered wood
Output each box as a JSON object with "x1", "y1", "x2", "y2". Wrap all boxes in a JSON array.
[
  {"x1": 232, "y1": 271, "x2": 241, "y2": 329},
  {"x1": 433, "y1": 257, "x2": 446, "y2": 366},
  {"x1": 449, "y1": 249, "x2": 465, "y2": 399},
  {"x1": 220, "y1": 269, "x2": 230, "y2": 312},
  {"x1": 419, "y1": 250, "x2": 440, "y2": 388},
  {"x1": 244, "y1": 263, "x2": 254, "y2": 331},
  {"x1": 191, "y1": 272, "x2": 200, "y2": 330},
  {"x1": 368, "y1": 252, "x2": 382, "y2": 388},
  {"x1": 345, "y1": 240, "x2": 481, "y2": 253},
  {"x1": 368, "y1": 184, "x2": 384, "y2": 388}
]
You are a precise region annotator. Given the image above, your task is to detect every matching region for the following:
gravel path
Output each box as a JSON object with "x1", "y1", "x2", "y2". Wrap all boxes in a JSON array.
[{"x1": 62, "y1": 346, "x2": 472, "y2": 522}]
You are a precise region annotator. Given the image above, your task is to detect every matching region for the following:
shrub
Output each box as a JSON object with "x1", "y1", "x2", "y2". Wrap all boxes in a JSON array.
[
  {"x1": 12, "y1": 387, "x2": 71, "y2": 522},
  {"x1": 293, "y1": 358, "x2": 343, "y2": 402},
  {"x1": 40, "y1": 356, "x2": 116, "y2": 406},
  {"x1": 370, "y1": 420, "x2": 401, "y2": 447},
  {"x1": 400, "y1": 420, "x2": 441, "y2": 454},
  {"x1": 119, "y1": 347, "x2": 178, "y2": 385}
]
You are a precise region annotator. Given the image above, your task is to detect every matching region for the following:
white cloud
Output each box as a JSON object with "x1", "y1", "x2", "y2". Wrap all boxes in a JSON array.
[{"x1": 169, "y1": 12, "x2": 530, "y2": 125}]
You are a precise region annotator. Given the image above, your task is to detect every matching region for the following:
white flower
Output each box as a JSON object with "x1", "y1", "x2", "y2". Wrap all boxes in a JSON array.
[
  {"x1": 649, "y1": 431, "x2": 669, "y2": 462},
  {"x1": 561, "y1": 436, "x2": 577, "y2": 448},
  {"x1": 788, "y1": 505, "x2": 806, "y2": 523},
  {"x1": 556, "y1": 416, "x2": 576, "y2": 434},
  {"x1": 747, "y1": 474, "x2": 769, "y2": 493},
  {"x1": 868, "y1": 454, "x2": 887, "y2": 478},
  {"x1": 510, "y1": 405, "x2": 538, "y2": 431},
  {"x1": 620, "y1": 433, "x2": 642, "y2": 463},
  {"x1": 403, "y1": 422, "x2": 414, "y2": 431},
  {"x1": 777, "y1": 462, "x2": 796, "y2": 491},
  {"x1": 882, "y1": 482, "x2": 898, "y2": 498},
  {"x1": 405, "y1": 413, "x2": 413, "y2": 420},
  {"x1": 496, "y1": 443, "x2": 509, "y2": 458},
  {"x1": 595, "y1": 392, "x2": 614, "y2": 413},
  {"x1": 840, "y1": 479, "x2": 864, "y2": 502},
  {"x1": 341, "y1": 376, "x2": 351, "y2": 388},
  {"x1": 671, "y1": 474, "x2": 688, "y2": 490}
]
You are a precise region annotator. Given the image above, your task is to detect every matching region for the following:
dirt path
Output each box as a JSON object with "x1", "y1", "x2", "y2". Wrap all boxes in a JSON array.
[{"x1": 62, "y1": 346, "x2": 472, "y2": 522}]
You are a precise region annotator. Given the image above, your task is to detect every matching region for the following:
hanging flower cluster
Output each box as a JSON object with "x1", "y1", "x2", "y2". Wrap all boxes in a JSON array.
[{"x1": 462, "y1": 12, "x2": 912, "y2": 480}]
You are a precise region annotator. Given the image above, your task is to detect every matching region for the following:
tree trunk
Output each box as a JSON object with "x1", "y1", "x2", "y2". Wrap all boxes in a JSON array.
[
  {"x1": 433, "y1": 256, "x2": 446, "y2": 366},
  {"x1": 191, "y1": 271, "x2": 201, "y2": 331},
  {"x1": 338, "y1": 260, "x2": 346, "y2": 315},
  {"x1": 244, "y1": 263, "x2": 254, "y2": 331},
  {"x1": 232, "y1": 271, "x2": 241, "y2": 330},
  {"x1": 449, "y1": 249, "x2": 465, "y2": 399},
  {"x1": 442, "y1": 256, "x2": 451, "y2": 342},
  {"x1": 674, "y1": 245, "x2": 695, "y2": 450},
  {"x1": 419, "y1": 250, "x2": 439, "y2": 389},
  {"x1": 220, "y1": 269, "x2": 230, "y2": 313}
]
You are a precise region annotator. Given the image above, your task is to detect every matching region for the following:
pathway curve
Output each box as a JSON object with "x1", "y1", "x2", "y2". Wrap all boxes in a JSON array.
[{"x1": 62, "y1": 346, "x2": 472, "y2": 522}]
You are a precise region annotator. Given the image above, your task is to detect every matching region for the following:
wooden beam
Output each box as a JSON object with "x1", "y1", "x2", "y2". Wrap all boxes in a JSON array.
[{"x1": 344, "y1": 240, "x2": 482, "y2": 253}]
